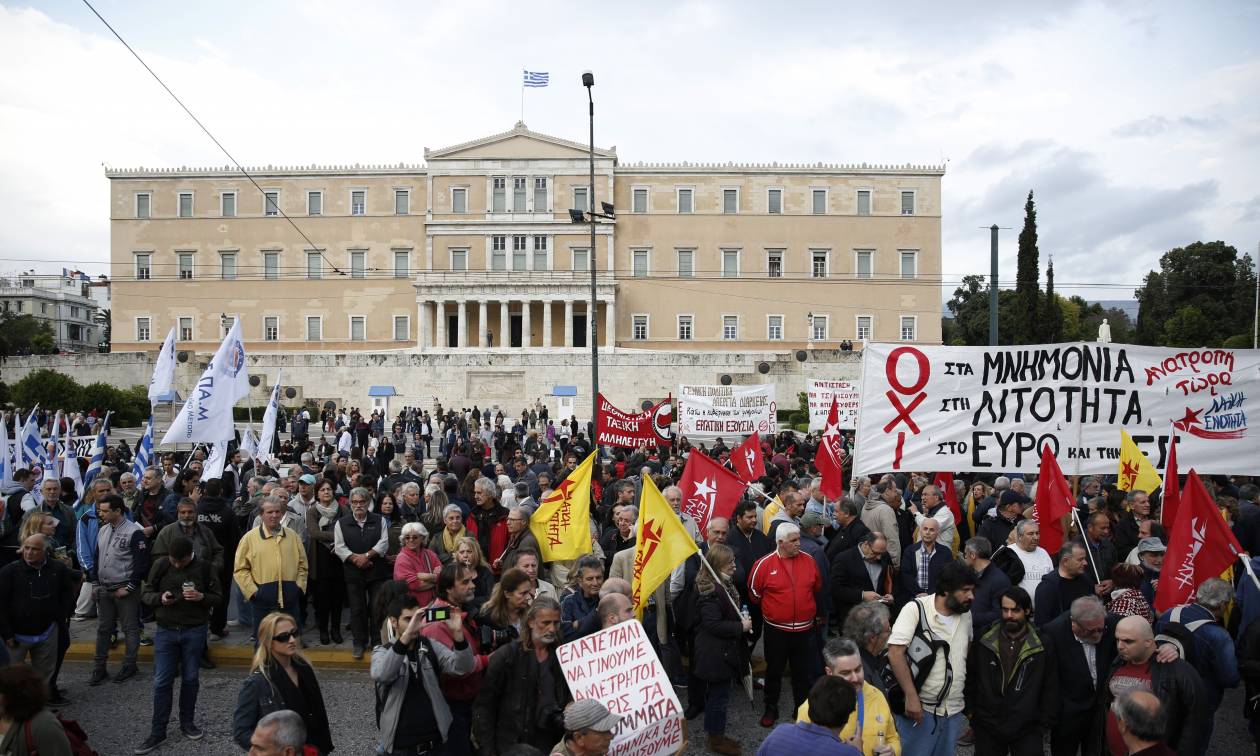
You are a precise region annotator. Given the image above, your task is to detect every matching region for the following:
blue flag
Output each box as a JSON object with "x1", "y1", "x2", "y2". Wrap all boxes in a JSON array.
[
  {"x1": 132, "y1": 415, "x2": 154, "y2": 481},
  {"x1": 83, "y1": 412, "x2": 111, "y2": 487}
]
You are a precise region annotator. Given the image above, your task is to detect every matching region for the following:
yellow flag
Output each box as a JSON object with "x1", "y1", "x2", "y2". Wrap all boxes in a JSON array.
[
  {"x1": 529, "y1": 451, "x2": 595, "y2": 562},
  {"x1": 1117, "y1": 429, "x2": 1162, "y2": 493},
  {"x1": 761, "y1": 496, "x2": 782, "y2": 534},
  {"x1": 631, "y1": 475, "x2": 700, "y2": 616}
]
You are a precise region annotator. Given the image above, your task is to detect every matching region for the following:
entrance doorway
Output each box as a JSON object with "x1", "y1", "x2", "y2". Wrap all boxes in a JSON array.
[
  {"x1": 510, "y1": 315, "x2": 523, "y2": 348},
  {"x1": 573, "y1": 315, "x2": 587, "y2": 348},
  {"x1": 446, "y1": 315, "x2": 458, "y2": 347}
]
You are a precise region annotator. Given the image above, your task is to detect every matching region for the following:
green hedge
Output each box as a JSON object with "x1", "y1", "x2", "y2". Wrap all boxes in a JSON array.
[{"x1": 8, "y1": 369, "x2": 150, "y2": 426}]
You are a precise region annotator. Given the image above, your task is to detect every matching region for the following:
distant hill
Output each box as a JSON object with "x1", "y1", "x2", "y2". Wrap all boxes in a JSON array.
[{"x1": 1091, "y1": 300, "x2": 1139, "y2": 321}]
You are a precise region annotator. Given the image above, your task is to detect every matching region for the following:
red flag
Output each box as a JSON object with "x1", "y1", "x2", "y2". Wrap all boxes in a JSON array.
[
  {"x1": 814, "y1": 396, "x2": 846, "y2": 500},
  {"x1": 1161, "y1": 425, "x2": 1180, "y2": 529},
  {"x1": 731, "y1": 432, "x2": 766, "y2": 484},
  {"x1": 1155, "y1": 469, "x2": 1243, "y2": 612},
  {"x1": 932, "y1": 472, "x2": 962, "y2": 525},
  {"x1": 677, "y1": 450, "x2": 745, "y2": 534},
  {"x1": 1035, "y1": 445, "x2": 1076, "y2": 556}
]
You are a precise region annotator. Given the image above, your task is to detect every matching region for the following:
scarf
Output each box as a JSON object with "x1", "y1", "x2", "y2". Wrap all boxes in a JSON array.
[
  {"x1": 442, "y1": 524, "x2": 467, "y2": 555},
  {"x1": 315, "y1": 501, "x2": 340, "y2": 528}
]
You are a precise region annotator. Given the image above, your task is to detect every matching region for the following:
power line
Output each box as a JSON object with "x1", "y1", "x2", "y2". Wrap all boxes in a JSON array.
[{"x1": 79, "y1": 0, "x2": 344, "y2": 277}]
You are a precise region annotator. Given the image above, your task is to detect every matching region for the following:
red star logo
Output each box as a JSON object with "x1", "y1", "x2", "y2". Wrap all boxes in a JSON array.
[
  {"x1": 1119, "y1": 460, "x2": 1139, "y2": 489},
  {"x1": 1173, "y1": 407, "x2": 1204, "y2": 432}
]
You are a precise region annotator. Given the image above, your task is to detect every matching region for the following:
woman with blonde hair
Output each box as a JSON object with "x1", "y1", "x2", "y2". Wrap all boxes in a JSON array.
[
  {"x1": 420, "y1": 485, "x2": 450, "y2": 536},
  {"x1": 453, "y1": 536, "x2": 493, "y2": 610},
  {"x1": 690, "y1": 544, "x2": 750, "y2": 755},
  {"x1": 232, "y1": 612, "x2": 333, "y2": 754},
  {"x1": 18, "y1": 513, "x2": 61, "y2": 555}
]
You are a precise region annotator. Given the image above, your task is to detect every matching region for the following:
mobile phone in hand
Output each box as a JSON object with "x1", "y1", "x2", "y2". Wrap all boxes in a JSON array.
[{"x1": 424, "y1": 606, "x2": 451, "y2": 623}]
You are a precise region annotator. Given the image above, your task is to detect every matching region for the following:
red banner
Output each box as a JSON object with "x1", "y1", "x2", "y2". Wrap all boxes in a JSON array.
[{"x1": 595, "y1": 394, "x2": 673, "y2": 449}]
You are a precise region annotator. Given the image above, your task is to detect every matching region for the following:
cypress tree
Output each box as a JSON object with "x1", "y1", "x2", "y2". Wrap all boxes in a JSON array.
[{"x1": 1014, "y1": 191, "x2": 1040, "y2": 343}]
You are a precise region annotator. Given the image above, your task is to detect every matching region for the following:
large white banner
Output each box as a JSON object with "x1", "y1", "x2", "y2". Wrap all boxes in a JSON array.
[
  {"x1": 678, "y1": 384, "x2": 775, "y2": 438},
  {"x1": 853, "y1": 342, "x2": 1260, "y2": 476},
  {"x1": 807, "y1": 378, "x2": 861, "y2": 431}
]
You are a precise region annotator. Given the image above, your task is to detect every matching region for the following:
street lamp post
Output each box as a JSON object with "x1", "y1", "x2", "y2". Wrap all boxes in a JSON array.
[{"x1": 583, "y1": 71, "x2": 598, "y2": 438}]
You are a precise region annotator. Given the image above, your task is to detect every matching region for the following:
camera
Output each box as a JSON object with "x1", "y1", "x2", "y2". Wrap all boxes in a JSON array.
[{"x1": 479, "y1": 624, "x2": 518, "y2": 651}]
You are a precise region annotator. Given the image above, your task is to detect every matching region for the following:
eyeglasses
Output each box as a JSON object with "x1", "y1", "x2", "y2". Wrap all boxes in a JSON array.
[
  {"x1": 272, "y1": 630, "x2": 299, "y2": 643},
  {"x1": 402, "y1": 535, "x2": 422, "y2": 541}
]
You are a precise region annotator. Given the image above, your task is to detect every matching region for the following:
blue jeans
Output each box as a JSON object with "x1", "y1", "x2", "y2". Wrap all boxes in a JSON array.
[
  {"x1": 895, "y1": 711, "x2": 964, "y2": 756},
  {"x1": 232, "y1": 582, "x2": 254, "y2": 629},
  {"x1": 151, "y1": 625, "x2": 208, "y2": 737},
  {"x1": 703, "y1": 680, "x2": 731, "y2": 736}
]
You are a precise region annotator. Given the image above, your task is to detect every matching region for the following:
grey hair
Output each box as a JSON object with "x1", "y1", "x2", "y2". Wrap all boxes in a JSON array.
[
  {"x1": 1125, "y1": 489, "x2": 1148, "y2": 502},
  {"x1": 843, "y1": 600, "x2": 890, "y2": 646},
  {"x1": 348, "y1": 486, "x2": 372, "y2": 503},
  {"x1": 442, "y1": 503, "x2": 463, "y2": 519},
  {"x1": 994, "y1": 476, "x2": 1010, "y2": 490},
  {"x1": 811, "y1": 477, "x2": 824, "y2": 490},
  {"x1": 921, "y1": 484, "x2": 940, "y2": 497},
  {"x1": 401, "y1": 521, "x2": 429, "y2": 539},
  {"x1": 256, "y1": 710, "x2": 306, "y2": 749},
  {"x1": 399, "y1": 481, "x2": 420, "y2": 497},
  {"x1": 260, "y1": 495, "x2": 287, "y2": 511},
  {"x1": 496, "y1": 474, "x2": 513, "y2": 491},
  {"x1": 1069, "y1": 595, "x2": 1106, "y2": 624},
  {"x1": 119, "y1": 472, "x2": 136, "y2": 484},
  {"x1": 822, "y1": 637, "x2": 861, "y2": 669},
  {"x1": 300, "y1": 452, "x2": 315, "y2": 463},
  {"x1": 835, "y1": 496, "x2": 859, "y2": 518},
  {"x1": 775, "y1": 522, "x2": 800, "y2": 543},
  {"x1": 661, "y1": 485, "x2": 682, "y2": 499},
  {"x1": 1111, "y1": 690, "x2": 1166, "y2": 742},
  {"x1": 425, "y1": 482, "x2": 442, "y2": 497},
  {"x1": 389, "y1": 459, "x2": 404, "y2": 473},
  {"x1": 1014, "y1": 519, "x2": 1038, "y2": 537},
  {"x1": 963, "y1": 536, "x2": 993, "y2": 560},
  {"x1": 474, "y1": 477, "x2": 499, "y2": 499},
  {"x1": 619, "y1": 505, "x2": 639, "y2": 521},
  {"x1": 1196, "y1": 578, "x2": 1234, "y2": 612}
]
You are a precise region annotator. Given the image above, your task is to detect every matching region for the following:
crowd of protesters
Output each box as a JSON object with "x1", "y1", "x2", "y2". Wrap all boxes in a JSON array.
[{"x1": 1, "y1": 403, "x2": 1259, "y2": 755}]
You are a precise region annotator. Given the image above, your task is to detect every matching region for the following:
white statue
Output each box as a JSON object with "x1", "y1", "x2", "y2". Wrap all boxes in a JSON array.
[{"x1": 1098, "y1": 318, "x2": 1112, "y2": 344}]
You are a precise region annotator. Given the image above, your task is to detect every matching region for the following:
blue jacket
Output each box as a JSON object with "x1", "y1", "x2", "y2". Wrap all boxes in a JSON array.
[
  {"x1": 800, "y1": 533, "x2": 832, "y2": 620},
  {"x1": 560, "y1": 590, "x2": 600, "y2": 641},
  {"x1": 756, "y1": 722, "x2": 861, "y2": 756},
  {"x1": 76, "y1": 509, "x2": 98, "y2": 572},
  {"x1": 899, "y1": 542, "x2": 951, "y2": 598},
  {"x1": 1155, "y1": 603, "x2": 1240, "y2": 709}
]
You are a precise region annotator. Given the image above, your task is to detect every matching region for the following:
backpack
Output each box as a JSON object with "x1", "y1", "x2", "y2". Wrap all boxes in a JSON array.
[
  {"x1": 23, "y1": 714, "x2": 98, "y2": 756},
  {"x1": 1157, "y1": 605, "x2": 1214, "y2": 680},
  {"x1": 882, "y1": 598, "x2": 954, "y2": 715}
]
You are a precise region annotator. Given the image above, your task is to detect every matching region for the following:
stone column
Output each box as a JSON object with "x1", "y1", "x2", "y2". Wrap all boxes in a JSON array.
[
  {"x1": 418, "y1": 300, "x2": 429, "y2": 350},
  {"x1": 456, "y1": 300, "x2": 468, "y2": 348},
  {"x1": 435, "y1": 300, "x2": 446, "y2": 349},
  {"x1": 542, "y1": 300, "x2": 553, "y2": 348},
  {"x1": 478, "y1": 300, "x2": 489, "y2": 348},
  {"x1": 500, "y1": 301, "x2": 509, "y2": 349},
  {"x1": 521, "y1": 299, "x2": 532, "y2": 348},
  {"x1": 564, "y1": 299, "x2": 574, "y2": 348},
  {"x1": 605, "y1": 298, "x2": 616, "y2": 349}
]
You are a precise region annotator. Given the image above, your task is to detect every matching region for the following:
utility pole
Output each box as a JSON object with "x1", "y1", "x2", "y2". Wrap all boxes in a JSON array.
[
  {"x1": 989, "y1": 225, "x2": 999, "y2": 346},
  {"x1": 583, "y1": 72, "x2": 598, "y2": 434},
  {"x1": 1253, "y1": 242, "x2": 1258, "y2": 349}
]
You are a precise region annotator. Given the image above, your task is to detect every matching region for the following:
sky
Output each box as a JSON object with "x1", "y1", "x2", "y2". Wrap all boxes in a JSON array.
[{"x1": 1, "y1": 0, "x2": 1258, "y2": 305}]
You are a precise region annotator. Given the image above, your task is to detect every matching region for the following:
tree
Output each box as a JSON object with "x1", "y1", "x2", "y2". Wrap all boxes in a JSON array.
[
  {"x1": 0, "y1": 313, "x2": 56, "y2": 357},
  {"x1": 11, "y1": 369, "x2": 82, "y2": 410},
  {"x1": 1135, "y1": 241, "x2": 1257, "y2": 346},
  {"x1": 1163, "y1": 305, "x2": 1216, "y2": 347},
  {"x1": 1014, "y1": 190, "x2": 1041, "y2": 344},
  {"x1": 942, "y1": 274, "x2": 1021, "y2": 346},
  {"x1": 95, "y1": 308, "x2": 112, "y2": 353},
  {"x1": 1042, "y1": 258, "x2": 1063, "y2": 342}
]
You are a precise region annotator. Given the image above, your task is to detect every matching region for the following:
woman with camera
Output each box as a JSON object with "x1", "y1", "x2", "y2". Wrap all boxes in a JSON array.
[{"x1": 478, "y1": 568, "x2": 535, "y2": 654}]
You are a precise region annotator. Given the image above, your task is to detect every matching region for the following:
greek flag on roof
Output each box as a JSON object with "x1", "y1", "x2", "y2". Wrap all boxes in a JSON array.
[{"x1": 523, "y1": 70, "x2": 549, "y2": 87}]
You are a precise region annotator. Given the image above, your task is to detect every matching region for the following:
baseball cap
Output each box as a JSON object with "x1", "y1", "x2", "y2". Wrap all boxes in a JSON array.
[
  {"x1": 564, "y1": 699, "x2": 621, "y2": 733},
  {"x1": 299, "y1": 474, "x2": 317, "y2": 485},
  {"x1": 1137, "y1": 537, "x2": 1167, "y2": 554},
  {"x1": 799, "y1": 512, "x2": 827, "y2": 529}
]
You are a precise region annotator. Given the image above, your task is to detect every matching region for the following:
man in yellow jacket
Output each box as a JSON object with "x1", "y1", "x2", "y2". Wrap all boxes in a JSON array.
[
  {"x1": 233, "y1": 496, "x2": 308, "y2": 642},
  {"x1": 796, "y1": 637, "x2": 899, "y2": 756}
]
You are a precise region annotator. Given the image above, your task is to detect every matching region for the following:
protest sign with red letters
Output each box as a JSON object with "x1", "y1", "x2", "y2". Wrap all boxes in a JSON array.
[
  {"x1": 677, "y1": 384, "x2": 774, "y2": 438},
  {"x1": 595, "y1": 394, "x2": 673, "y2": 449},
  {"x1": 806, "y1": 378, "x2": 861, "y2": 431}
]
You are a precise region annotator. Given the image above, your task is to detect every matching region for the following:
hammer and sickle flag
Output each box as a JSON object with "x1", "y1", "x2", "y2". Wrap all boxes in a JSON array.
[
  {"x1": 530, "y1": 451, "x2": 596, "y2": 562},
  {"x1": 631, "y1": 475, "x2": 700, "y2": 617}
]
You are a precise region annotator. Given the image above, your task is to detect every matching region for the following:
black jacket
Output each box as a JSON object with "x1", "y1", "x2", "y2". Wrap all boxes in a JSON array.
[
  {"x1": 977, "y1": 514, "x2": 1018, "y2": 552},
  {"x1": 1041, "y1": 612, "x2": 1117, "y2": 721},
  {"x1": 233, "y1": 659, "x2": 334, "y2": 753},
  {"x1": 197, "y1": 495, "x2": 240, "y2": 558},
  {"x1": 691, "y1": 586, "x2": 746, "y2": 683},
  {"x1": 966, "y1": 622, "x2": 1056, "y2": 737},
  {"x1": 473, "y1": 641, "x2": 571, "y2": 755},
  {"x1": 0, "y1": 557, "x2": 76, "y2": 639},
  {"x1": 829, "y1": 545, "x2": 893, "y2": 629},
  {"x1": 1112, "y1": 513, "x2": 1141, "y2": 563},
  {"x1": 899, "y1": 542, "x2": 951, "y2": 598},
  {"x1": 1033, "y1": 572, "x2": 1095, "y2": 628},
  {"x1": 971, "y1": 562, "x2": 1012, "y2": 632},
  {"x1": 727, "y1": 524, "x2": 772, "y2": 601},
  {"x1": 824, "y1": 517, "x2": 870, "y2": 561},
  {"x1": 1091, "y1": 656, "x2": 1207, "y2": 755}
]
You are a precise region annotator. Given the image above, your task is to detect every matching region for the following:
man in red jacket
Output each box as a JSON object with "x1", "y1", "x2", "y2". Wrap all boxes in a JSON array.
[{"x1": 749, "y1": 522, "x2": 822, "y2": 728}]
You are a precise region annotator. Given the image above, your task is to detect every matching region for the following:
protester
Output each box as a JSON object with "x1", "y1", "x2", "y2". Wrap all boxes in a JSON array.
[
  {"x1": 248, "y1": 710, "x2": 308, "y2": 756},
  {"x1": 758, "y1": 676, "x2": 861, "y2": 755},
  {"x1": 335, "y1": 486, "x2": 390, "y2": 658},
  {"x1": 0, "y1": 534, "x2": 76, "y2": 688},
  {"x1": 560, "y1": 555, "x2": 605, "y2": 642},
  {"x1": 830, "y1": 531, "x2": 894, "y2": 631},
  {"x1": 422, "y1": 562, "x2": 486, "y2": 756},
  {"x1": 0, "y1": 664, "x2": 73, "y2": 754},
  {"x1": 899, "y1": 518, "x2": 950, "y2": 598},
  {"x1": 232, "y1": 612, "x2": 334, "y2": 754},
  {"x1": 480, "y1": 568, "x2": 535, "y2": 652},
  {"x1": 1033, "y1": 541, "x2": 1095, "y2": 628},
  {"x1": 468, "y1": 478, "x2": 510, "y2": 571},
  {"x1": 963, "y1": 536, "x2": 1010, "y2": 631},
  {"x1": 796, "y1": 637, "x2": 898, "y2": 755},
  {"x1": 909, "y1": 485, "x2": 956, "y2": 552},
  {"x1": 1110, "y1": 690, "x2": 1176, "y2": 756},
  {"x1": 89, "y1": 493, "x2": 148, "y2": 685},
  {"x1": 234, "y1": 496, "x2": 309, "y2": 643},
  {"x1": 1108, "y1": 563, "x2": 1155, "y2": 624},
  {"x1": 689, "y1": 544, "x2": 751, "y2": 755},
  {"x1": 433, "y1": 503, "x2": 467, "y2": 565},
  {"x1": 506, "y1": 548, "x2": 558, "y2": 601},
  {"x1": 394, "y1": 521, "x2": 442, "y2": 607},
  {"x1": 550, "y1": 698, "x2": 621, "y2": 756},
  {"x1": 306, "y1": 478, "x2": 346, "y2": 646},
  {"x1": 454, "y1": 536, "x2": 494, "y2": 610},
  {"x1": 861, "y1": 482, "x2": 902, "y2": 571}
]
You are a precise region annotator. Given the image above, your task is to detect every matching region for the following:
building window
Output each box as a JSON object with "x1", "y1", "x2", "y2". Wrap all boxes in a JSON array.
[
  {"x1": 451, "y1": 249, "x2": 468, "y2": 271},
  {"x1": 677, "y1": 315, "x2": 693, "y2": 341},
  {"x1": 393, "y1": 316, "x2": 409, "y2": 341},
  {"x1": 178, "y1": 317, "x2": 192, "y2": 341},
  {"x1": 677, "y1": 249, "x2": 694, "y2": 277},
  {"x1": 677, "y1": 188, "x2": 693, "y2": 214},
  {"x1": 512, "y1": 235, "x2": 528, "y2": 271},
  {"x1": 221, "y1": 192, "x2": 236, "y2": 217},
  {"x1": 350, "y1": 315, "x2": 366, "y2": 341},
  {"x1": 264, "y1": 316, "x2": 279, "y2": 341},
  {"x1": 394, "y1": 189, "x2": 409, "y2": 215},
  {"x1": 573, "y1": 187, "x2": 589, "y2": 213},
  {"x1": 178, "y1": 192, "x2": 193, "y2": 217},
  {"x1": 900, "y1": 250, "x2": 918, "y2": 279},
  {"x1": 40, "y1": 303, "x2": 47, "y2": 314},
  {"x1": 393, "y1": 249, "x2": 409, "y2": 278},
  {"x1": 856, "y1": 250, "x2": 874, "y2": 279},
  {"x1": 452, "y1": 187, "x2": 467, "y2": 214},
  {"x1": 220, "y1": 252, "x2": 237, "y2": 280},
  {"x1": 70, "y1": 306, "x2": 80, "y2": 318},
  {"x1": 264, "y1": 251, "x2": 279, "y2": 280},
  {"x1": 136, "y1": 317, "x2": 151, "y2": 341},
  {"x1": 136, "y1": 193, "x2": 151, "y2": 219},
  {"x1": 857, "y1": 189, "x2": 871, "y2": 216},
  {"x1": 513, "y1": 177, "x2": 527, "y2": 212},
  {"x1": 632, "y1": 188, "x2": 648, "y2": 213},
  {"x1": 306, "y1": 252, "x2": 322, "y2": 279},
  {"x1": 722, "y1": 188, "x2": 738, "y2": 214},
  {"x1": 491, "y1": 236, "x2": 507, "y2": 271},
  {"x1": 533, "y1": 177, "x2": 548, "y2": 210},
  {"x1": 264, "y1": 191, "x2": 279, "y2": 216},
  {"x1": 811, "y1": 250, "x2": 829, "y2": 278},
  {"x1": 856, "y1": 315, "x2": 873, "y2": 341},
  {"x1": 767, "y1": 188, "x2": 782, "y2": 214},
  {"x1": 722, "y1": 315, "x2": 738, "y2": 340},
  {"x1": 811, "y1": 314, "x2": 829, "y2": 341},
  {"x1": 306, "y1": 316, "x2": 322, "y2": 341},
  {"x1": 901, "y1": 316, "x2": 917, "y2": 340},
  {"x1": 135, "y1": 253, "x2": 151, "y2": 280},
  {"x1": 812, "y1": 189, "x2": 827, "y2": 214},
  {"x1": 177, "y1": 253, "x2": 194, "y2": 280},
  {"x1": 307, "y1": 191, "x2": 322, "y2": 216},
  {"x1": 901, "y1": 191, "x2": 915, "y2": 215},
  {"x1": 492, "y1": 178, "x2": 506, "y2": 212},
  {"x1": 632, "y1": 249, "x2": 649, "y2": 277},
  {"x1": 632, "y1": 315, "x2": 648, "y2": 340},
  {"x1": 722, "y1": 249, "x2": 739, "y2": 277},
  {"x1": 533, "y1": 236, "x2": 548, "y2": 270},
  {"x1": 767, "y1": 315, "x2": 784, "y2": 341},
  {"x1": 350, "y1": 250, "x2": 366, "y2": 279},
  {"x1": 221, "y1": 315, "x2": 236, "y2": 337},
  {"x1": 351, "y1": 190, "x2": 366, "y2": 216},
  {"x1": 767, "y1": 250, "x2": 783, "y2": 278},
  {"x1": 573, "y1": 248, "x2": 589, "y2": 272}
]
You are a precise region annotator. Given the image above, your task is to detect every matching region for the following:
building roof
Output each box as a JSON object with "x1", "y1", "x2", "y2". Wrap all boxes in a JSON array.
[
  {"x1": 551, "y1": 385, "x2": 578, "y2": 397},
  {"x1": 367, "y1": 386, "x2": 397, "y2": 397}
]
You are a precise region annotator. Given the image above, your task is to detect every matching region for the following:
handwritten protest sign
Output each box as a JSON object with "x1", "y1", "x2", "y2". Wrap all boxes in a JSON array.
[
  {"x1": 854, "y1": 342, "x2": 1260, "y2": 476},
  {"x1": 807, "y1": 379, "x2": 860, "y2": 431},
  {"x1": 557, "y1": 620, "x2": 685, "y2": 756},
  {"x1": 596, "y1": 394, "x2": 673, "y2": 448},
  {"x1": 5, "y1": 436, "x2": 97, "y2": 464},
  {"x1": 677, "y1": 384, "x2": 774, "y2": 438}
]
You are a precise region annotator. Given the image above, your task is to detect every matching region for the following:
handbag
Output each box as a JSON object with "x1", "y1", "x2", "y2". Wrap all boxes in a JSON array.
[{"x1": 882, "y1": 598, "x2": 953, "y2": 715}]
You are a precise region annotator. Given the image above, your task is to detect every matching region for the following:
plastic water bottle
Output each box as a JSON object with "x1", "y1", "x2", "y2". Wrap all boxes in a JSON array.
[{"x1": 741, "y1": 604, "x2": 752, "y2": 632}]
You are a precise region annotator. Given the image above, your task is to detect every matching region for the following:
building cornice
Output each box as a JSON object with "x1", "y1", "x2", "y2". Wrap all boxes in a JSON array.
[
  {"x1": 618, "y1": 161, "x2": 946, "y2": 176},
  {"x1": 425, "y1": 122, "x2": 616, "y2": 160},
  {"x1": 105, "y1": 163, "x2": 427, "y2": 179}
]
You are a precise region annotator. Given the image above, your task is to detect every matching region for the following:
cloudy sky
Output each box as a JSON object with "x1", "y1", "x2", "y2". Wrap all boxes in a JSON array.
[{"x1": 2, "y1": 0, "x2": 1257, "y2": 304}]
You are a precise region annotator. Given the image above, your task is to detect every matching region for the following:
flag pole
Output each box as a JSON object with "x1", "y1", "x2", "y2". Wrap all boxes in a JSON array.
[
  {"x1": 1070, "y1": 508, "x2": 1103, "y2": 584},
  {"x1": 1231, "y1": 545, "x2": 1260, "y2": 593},
  {"x1": 696, "y1": 549, "x2": 743, "y2": 615}
]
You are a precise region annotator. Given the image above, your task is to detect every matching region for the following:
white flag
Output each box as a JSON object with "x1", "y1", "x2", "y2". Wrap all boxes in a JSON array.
[
  {"x1": 50, "y1": 410, "x2": 64, "y2": 480},
  {"x1": 148, "y1": 326, "x2": 178, "y2": 403},
  {"x1": 201, "y1": 439, "x2": 228, "y2": 482},
  {"x1": 0, "y1": 411, "x2": 13, "y2": 490},
  {"x1": 162, "y1": 320, "x2": 250, "y2": 445},
  {"x1": 241, "y1": 426, "x2": 259, "y2": 461},
  {"x1": 63, "y1": 431, "x2": 83, "y2": 499},
  {"x1": 257, "y1": 371, "x2": 283, "y2": 462}
]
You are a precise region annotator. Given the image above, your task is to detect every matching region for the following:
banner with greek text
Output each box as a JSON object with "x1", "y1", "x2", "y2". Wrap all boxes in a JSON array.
[
  {"x1": 807, "y1": 378, "x2": 861, "y2": 430},
  {"x1": 596, "y1": 394, "x2": 673, "y2": 448},
  {"x1": 677, "y1": 384, "x2": 775, "y2": 438},
  {"x1": 853, "y1": 342, "x2": 1260, "y2": 476}
]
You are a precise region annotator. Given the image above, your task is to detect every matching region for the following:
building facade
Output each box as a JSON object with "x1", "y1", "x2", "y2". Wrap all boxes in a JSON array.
[
  {"x1": 0, "y1": 271, "x2": 105, "y2": 353},
  {"x1": 107, "y1": 123, "x2": 943, "y2": 354}
]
